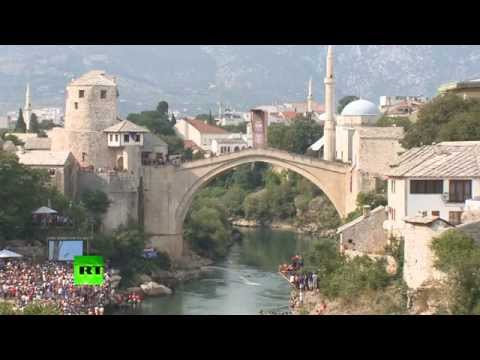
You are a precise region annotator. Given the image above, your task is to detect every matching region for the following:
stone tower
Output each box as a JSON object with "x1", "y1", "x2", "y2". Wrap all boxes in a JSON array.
[
  {"x1": 51, "y1": 70, "x2": 119, "y2": 169},
  {"x1": 24, "y1": 83, "x2": 32, "y2": 131},
  {"x1": 323, "y1": 45, "x2": 336, "y2": 162},
  {"x1": 307, "y1": 77, "x2": 313, "y2": 113}
]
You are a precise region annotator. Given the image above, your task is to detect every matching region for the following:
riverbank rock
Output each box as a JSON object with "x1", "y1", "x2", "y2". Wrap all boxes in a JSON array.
[
  {"x1": 126, "y1": 287, "x2": 144, "y2": 295},
  {"x1": 110, "y1": 275, "x2": 122, "y2": 289},
  {"x1": 140, "y1": 282, "x2": 172, "y2": 297},
  {"x1": 231, "y1": 219, "x2": 258, "y2": 228},
  {"x1": 136, "y1": 274, "x2": 153, "y2": 284}
]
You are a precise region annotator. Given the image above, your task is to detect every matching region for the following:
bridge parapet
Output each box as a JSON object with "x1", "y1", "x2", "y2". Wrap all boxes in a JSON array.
[{"x1": 180, "y1": 147, "x2": 349, "y2": 173}]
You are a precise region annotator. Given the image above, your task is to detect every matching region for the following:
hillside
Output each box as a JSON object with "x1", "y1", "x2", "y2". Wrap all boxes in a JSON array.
[{"x1": 1, "y1": 45, "x2": 479, "y2": 116}]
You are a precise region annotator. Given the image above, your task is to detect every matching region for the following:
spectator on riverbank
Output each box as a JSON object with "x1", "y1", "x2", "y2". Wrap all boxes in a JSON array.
[{"x1": 0, "y1": 259, "x2": 115, "y2": 315}]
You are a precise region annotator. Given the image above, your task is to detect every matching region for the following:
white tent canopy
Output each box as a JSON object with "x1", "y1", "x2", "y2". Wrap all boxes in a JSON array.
[
  {"x1": 309, "y1": 137, "x2": 324, "y2": 151},
  {"x1": 0, "y1": 249, "x2": 23, "y2": 258},
  {"x1": 32, "y1": 206, "x2": 58, "y2": 215}
]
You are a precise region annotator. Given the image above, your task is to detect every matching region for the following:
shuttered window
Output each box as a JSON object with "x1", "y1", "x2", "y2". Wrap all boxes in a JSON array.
[
  {"x1": 449, "y1": 211, "x2": 463, "y2": 225},
  {"x1": 410, "y1": 180, "x2": 443, "y2": 194},
  {"x1": 449, "y1": 180, "x2": 472, "y2": 203}
]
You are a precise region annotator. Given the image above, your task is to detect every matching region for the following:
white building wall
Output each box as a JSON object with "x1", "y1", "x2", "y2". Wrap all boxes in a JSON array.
[
  {"x1": 406, "y1": 178, "x2": 480, "y2": 220},
  {"x1": 403, "y1": 221, "x2": 448, "y2": 289}
]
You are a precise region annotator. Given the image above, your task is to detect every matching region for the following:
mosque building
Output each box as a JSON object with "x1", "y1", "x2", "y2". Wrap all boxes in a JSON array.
[{"x1": 311, "y1": 46, "x2": 405, "y2": 203}]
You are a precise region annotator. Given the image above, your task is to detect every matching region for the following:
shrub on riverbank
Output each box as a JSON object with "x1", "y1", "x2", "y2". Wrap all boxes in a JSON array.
[
  {"x1": 303, "y1": 239, "x2": 401, "y2": 309},
  {"x1": 431, "y1": 229, "x2": 480, "y2": 314},
  {"x1": 91, "y1": 226, "x2": 171, "y2": 286}
]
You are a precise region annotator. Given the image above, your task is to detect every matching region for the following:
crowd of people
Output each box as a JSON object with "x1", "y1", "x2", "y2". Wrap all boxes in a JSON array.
[
  {"x1": 0, "y1": 259, "x2": 139, "y2": 315},
  {"x1": 279, "y1": 254, "x2": 320, "y2": 308}
]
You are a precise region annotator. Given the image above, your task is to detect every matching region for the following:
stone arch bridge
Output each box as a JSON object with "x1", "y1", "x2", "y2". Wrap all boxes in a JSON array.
[{"x1": 142, "y1": 148, "x2": 356, "y2": 258}]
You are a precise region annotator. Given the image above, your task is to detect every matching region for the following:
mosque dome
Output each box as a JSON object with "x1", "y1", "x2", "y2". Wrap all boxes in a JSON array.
[{"x1": 341, "y1": 99, "x2": 379, "y2": 117}]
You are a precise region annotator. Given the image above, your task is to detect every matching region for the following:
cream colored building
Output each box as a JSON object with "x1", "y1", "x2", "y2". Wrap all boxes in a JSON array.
[
  {"x1": 384, "y1": 142, "x2": 480, "y2": 236},
  {"x1": 211, "y1": 138, "x2": 248, "y2": 155},
  {"x1": 15, "y1": 150, "x2": 78, "y2": 198},
  {"x1": 402, "y1": 215, "x2": 449, "y2": 289},
  {"x1": 438, "y1": 79, "x2": 480, "y2": 100},
  {"x1": 174, "y1": 118, "x2": 232, "y2": 152}
]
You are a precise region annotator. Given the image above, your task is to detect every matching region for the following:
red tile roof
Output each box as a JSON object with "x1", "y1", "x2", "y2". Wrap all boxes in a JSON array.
[
  {"x1": 186, "y1": 118, "x2": 228, "y2": 134},
  {"x1": 183, "y1": 140, "x2": 202, "y2": 151},
  {"x1": 280, "y1": 111, "x2": 299, "y2": 120}
]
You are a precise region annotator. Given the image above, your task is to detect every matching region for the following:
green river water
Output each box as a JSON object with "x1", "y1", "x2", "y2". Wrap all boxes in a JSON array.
[{"x1": 114, "y1": 229, "x2": 316, "y2": 315}]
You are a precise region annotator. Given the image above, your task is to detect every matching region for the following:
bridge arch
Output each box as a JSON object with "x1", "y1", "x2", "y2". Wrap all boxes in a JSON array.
[
  {"x1": 143, "y1": 148, "x2": 351, "y2": 258},
  {"x1": 175, "y1": 151, "x2": 348, "y2": 235}
]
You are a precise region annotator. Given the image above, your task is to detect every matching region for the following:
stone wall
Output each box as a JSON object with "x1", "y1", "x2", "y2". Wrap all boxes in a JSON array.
[
  {"x1": 402, "y1": 221, "x2": 449, "y2": 289},
  {"x1": 339, "y1": 207, "x2": 388, "y2": 254},
  {"x1": 77, "y1": 171, "x2": 140, "y2": 232},
  {"x1": 51, "y1": 128, "x2": 116, "y2": 170}
]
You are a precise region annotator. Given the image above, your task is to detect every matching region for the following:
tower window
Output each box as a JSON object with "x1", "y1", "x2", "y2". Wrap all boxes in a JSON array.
[
  {"x1": 115, "y1": 134, "x2": 119, "y2": 141},
  {"x1": 79, "y1": 90, "x2": 85, "y2": 98},
  {"x1": 109, "y1": 134, "x2": 113, "y2": 142},
  {"x1": 74, "y1": 102, "x2": 78, "y2": 110},
  {"x1": 101, "y1": 90, "x2": 107, "y2": 99},
  {"x1": 135, "y1": 134, "x2": 141, "y2": 142},
  {"x1": 124, "y1": 134, "x2": 130, "y2": 143}
]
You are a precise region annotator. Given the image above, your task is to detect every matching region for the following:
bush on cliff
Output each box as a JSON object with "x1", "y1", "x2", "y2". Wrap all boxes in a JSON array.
[
  {"x1": 432, "y1": 229, "x2": 480, "y2": 314},
  {"x1": 92, "y1": 226, "x2": 171, "y2": 285},
  {"x1": 303, "y1": 239, "x2": 392, "y2": 303}
]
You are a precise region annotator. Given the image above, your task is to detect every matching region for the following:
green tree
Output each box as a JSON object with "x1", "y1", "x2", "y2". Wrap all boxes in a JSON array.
[
  {"x1": 15, "y1": 108, "x2": 26, "y2": 133},
  {"x1": 29, "y1": 113, "x2": 40, "y2": 133},
  {"x1": 402, "y1": 94, "x2": 480, "y2": 148},
  {"x1": 0, "y1": 151, "x2": 51, "y2": 241},
  {"x1": 38, "y1": 119, "x2": 57, "y2": 131},
  {"x1": 243, "y1": 190, "x2": 273, "y2": 225},
  {"x1": 128, "y1": 101, "x2": 174, "y2": 136},
  {"x1": 81, "y1": 190, "x2": 111, "y2": 230},
  {"x1": 1, "y1": 133, "x2": 24, "y2": 146},
  {"x1": 344, "y1": 190, "x2": 387, "y2": 223},
  {"x1": 184, "y1": 197, "x2": 231, "y2": 259},
  {"x1": 337, "y1": 96, "x2": 359, "y2": 114},
  {"x1": 267, "y1": 116, "x2": 323, "y2": 155},
  {"x1": 432, "y1": 229, "x2": 480, "y2": 314},
  {"x1": 437, "y1": 112, "x2": 480, "y2": 142},
  {"x1": 156, "y1": 101, "x2": 169, "y2": 117},
  {"x1": 376, "y1": 116, "x2": 412, "y2": 131}
]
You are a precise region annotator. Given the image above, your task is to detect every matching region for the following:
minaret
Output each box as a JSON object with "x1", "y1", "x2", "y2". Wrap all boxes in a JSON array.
[
  {"x1": 24, "y1": 83, "x2": 32, "y2": 131},
  {"x1": 307, "y1": 77, "x2": 313, "y2": 113},
  {"x1": 323, "y1": 45, "x2": 336, "y2": 161}
]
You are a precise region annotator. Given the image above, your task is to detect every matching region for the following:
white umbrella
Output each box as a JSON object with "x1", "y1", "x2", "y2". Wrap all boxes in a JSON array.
[
  {"x1": 32, "y1": 206, "x2": 58, "y2": 215},
  {"x1": 0, "y1": 249, "x2": 23, "y2": 258}
]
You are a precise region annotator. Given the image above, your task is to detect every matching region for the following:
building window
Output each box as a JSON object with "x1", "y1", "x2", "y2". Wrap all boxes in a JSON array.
[
  {"x1": 135, "y1": 134, "x2": 141, "y2": 142},
  {"x1": 449, "y1": 211, "x2": 463, "y2": 225},
  {"x1": 115, "y1": 134, "x2": 119, "y2": 141},
  {"x1": 79, "y1": 90, "x2": 85, "y2": 98},
  {"x1": 449, "y1": 180, "x2": 472, "y2": 203},
  {"x1": 109, "y1": 134, "x2": 113, "y2": 142},
  {"x1": 391, "y1": 180, "x2": 396, "y2": 193},
  {"x1": 101, "y1": 90, "x2": 107, "y2": 99},
  {"x1": 124, "y1": 134, "x2": 130, "y2": 143},
  {"x1": 82, "y1": 152, "x2": 87, "y2": 162},
  {"x1": 74, "y1": 102, "x2": 78, "y2": 110},
  {"x1": 410, "y1": 180, "x2": 443, "y2": 194},
  {"x1": 432, "y1": 211, "x2": 440, "y2": 217},
  {"x1": 48, "y1": 168, "x2": 56, "y2": 176}
]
